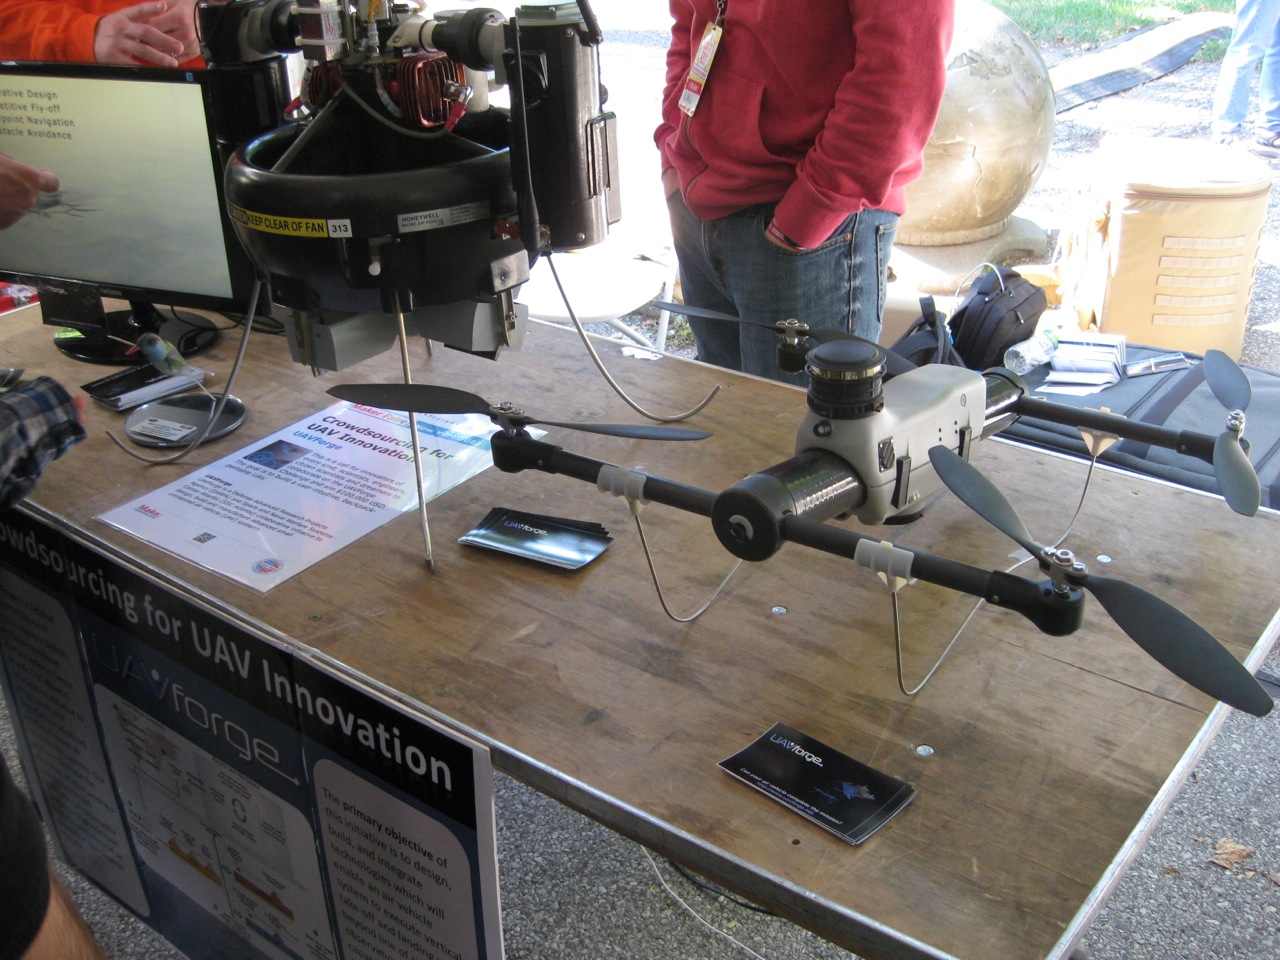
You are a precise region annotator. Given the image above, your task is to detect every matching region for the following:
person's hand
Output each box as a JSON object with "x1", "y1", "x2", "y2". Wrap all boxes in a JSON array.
[
  {"x1": 93, "y1": 1, "x2": 193, "y2": 67},
  {"x1": 144, "y1": 0, "x2": 201, "y2": 63},
  {"x1": 0, "y1": 152, "x2": 59, "y2": 230},
  {"x1": 661, "y1": 167, "x2": 680, "y2": 199},
  {"x1": 764, "y1": 219, "x2": 805, "y2": 251}
]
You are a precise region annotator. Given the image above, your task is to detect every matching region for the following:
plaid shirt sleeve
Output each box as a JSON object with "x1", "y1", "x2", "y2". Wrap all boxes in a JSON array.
[{"x1": 0, "y1": 376, "x2": 86, "y2": 512}]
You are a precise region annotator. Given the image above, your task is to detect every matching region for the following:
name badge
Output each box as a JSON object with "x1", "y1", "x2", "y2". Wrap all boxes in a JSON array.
[{"x1": 678, "y1": 21, "x2": 723, "y2": 117}]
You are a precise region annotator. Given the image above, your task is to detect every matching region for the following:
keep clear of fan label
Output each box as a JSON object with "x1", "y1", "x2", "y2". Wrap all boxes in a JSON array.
[
  {"x1": 132, "y1": 416, "x2": 199, "y2": 442},
  {"x1": 226, "y1": 203, "x2": 352, "y2": 239}
]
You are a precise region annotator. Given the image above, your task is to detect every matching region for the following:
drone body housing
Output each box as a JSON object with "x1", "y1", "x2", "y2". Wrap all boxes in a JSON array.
[
  {"x1": 798, "y1": 363, "x2": 988, "y2": 527},
  {"x1": 710, "y1": 362, "x2": 988, "y2": 561},
  {"x1": 800, "y1": 363, "x2": 988, "y2": 526}
]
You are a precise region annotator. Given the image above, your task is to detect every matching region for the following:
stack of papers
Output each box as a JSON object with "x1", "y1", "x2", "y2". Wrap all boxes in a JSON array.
[
  {"x1": 97, "y1": 401, "x2": 506, "y2": 591},
  {"x1": 1039, "y1": 332, "x2": 1126, "y2": 395}
]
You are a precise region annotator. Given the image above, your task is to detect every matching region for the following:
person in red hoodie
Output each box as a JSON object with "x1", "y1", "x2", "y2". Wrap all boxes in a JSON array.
[
  {"x1": 0, "y1": 0, "x2": 201, "y2": 67},
  {"x1": 656, "y1": 0, "x2": 954, "y2": 382}
]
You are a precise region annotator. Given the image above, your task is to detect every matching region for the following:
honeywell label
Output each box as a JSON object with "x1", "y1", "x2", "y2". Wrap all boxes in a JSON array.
[{"x1": 397, "y1": 201, "x2": 489, "y2": 234}]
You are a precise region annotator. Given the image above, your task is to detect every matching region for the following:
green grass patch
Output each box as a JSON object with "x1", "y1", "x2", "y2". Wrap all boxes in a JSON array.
[{"x1": 987, "y1": 0, "x2": 1234, "y2": 48}]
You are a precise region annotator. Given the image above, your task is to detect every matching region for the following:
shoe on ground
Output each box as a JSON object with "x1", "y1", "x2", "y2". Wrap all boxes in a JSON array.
[{"x1": 1251, "y1": 131, "x2": 1280, "y2": 158}]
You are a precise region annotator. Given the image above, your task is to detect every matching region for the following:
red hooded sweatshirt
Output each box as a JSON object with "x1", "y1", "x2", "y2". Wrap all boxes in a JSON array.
[{"x1": 656, "y1": 0, "x2": 954, "y2": 249}]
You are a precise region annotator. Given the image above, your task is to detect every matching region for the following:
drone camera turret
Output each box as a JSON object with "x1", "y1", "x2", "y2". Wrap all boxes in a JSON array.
[{"x1": 804, "y1": 340, "x2": 886, "y2": 421}]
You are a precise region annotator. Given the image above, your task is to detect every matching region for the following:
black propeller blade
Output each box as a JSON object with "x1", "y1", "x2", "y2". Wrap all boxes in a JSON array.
[
  {"x1": 1201, "y1": 350, "x2": 1260, "y2": 516},
  {"x1": 927, "y1": 445, "x2": 1273, "y2": 717},
  {"x1": 327, "y1": 383, "x2": 713, "y2": 441},
  {"x1": 652, "y1": 300, "x2": 918, "y2": 379},
  {"x1": 1204, "y1": 349, "x2": 1251, "y2": 412},
  {"x1": 1079, "y1": 573, "x2": 1273, "y2": 717},
  {"x1": 927, "y1": 445, "x2": 1043, "y2": 556}
]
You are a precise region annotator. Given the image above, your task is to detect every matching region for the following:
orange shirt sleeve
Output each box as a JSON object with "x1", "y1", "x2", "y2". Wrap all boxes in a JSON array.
[
  {"x1": 0, "y1": 0, "x2": 202, "y2": 66},
  {"x1": 0, "y1": 0, "x2": 127, "y2": 63}
]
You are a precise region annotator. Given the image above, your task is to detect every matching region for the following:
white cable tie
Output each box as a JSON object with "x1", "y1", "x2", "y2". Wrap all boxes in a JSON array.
[
  {"x1": 597, "y1": 465, "x2": 650, "y2": 507},
  {"x1": 854, "y1": 538, "x2": 916, "y2": 594},
  {"x1": 1079, "y1": 429, "x2": 1120, "y2": 458},
  {"x1": 1078, "y1": 404, "x2": 1121, "y2": 457}
]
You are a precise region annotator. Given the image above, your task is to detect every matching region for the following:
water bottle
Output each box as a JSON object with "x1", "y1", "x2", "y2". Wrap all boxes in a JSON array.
[{"x1": 1003, "y1": 330, "x2": 1059, "y2": 375}]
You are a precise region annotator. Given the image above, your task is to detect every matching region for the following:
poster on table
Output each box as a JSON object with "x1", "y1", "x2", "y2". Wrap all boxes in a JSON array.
[
  {"x1": 97, "y1": 402, "x2": 503, "y2": 591},
  {"x1": 0, "y1": 507, "x2": 503, "y2": 960}
]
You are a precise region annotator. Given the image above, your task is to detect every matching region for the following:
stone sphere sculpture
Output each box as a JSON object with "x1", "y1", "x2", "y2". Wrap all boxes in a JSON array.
[{"x1": 896, "y1": 0, "x2": 1055, "y2": 246}]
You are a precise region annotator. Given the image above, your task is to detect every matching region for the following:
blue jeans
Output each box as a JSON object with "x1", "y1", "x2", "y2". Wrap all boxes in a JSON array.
[
  {"x1": 666, "y1": 192, "x2": 897, "y2": 385},
  {"x1": 1213, "y1": 0, "x2": 1280, "y2": 135}
]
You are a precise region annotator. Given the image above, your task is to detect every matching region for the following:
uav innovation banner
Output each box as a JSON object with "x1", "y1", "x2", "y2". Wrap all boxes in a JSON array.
[{"x1": 0, "y1": 507, "x2": 503, "y2": 960}]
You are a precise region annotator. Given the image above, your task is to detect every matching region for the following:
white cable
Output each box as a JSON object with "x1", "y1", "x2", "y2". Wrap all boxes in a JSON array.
[
  {"x1": 338, "y1": 82, "x2": 446, "y2": 139},
  {"x1": 545, "y1": 252, "x2": 720, "y2": 423},
  {"x1": 107, "y1": 278, "x2": 263, "y2": 465},
  {"x1": 642, "y1": 848, "x2": 771, "y2": 960},
  {"x1": 951, "y1": 260, "x2": 1007, "y2": 304},
  {"x1": 891, "y1": 451, "x2": 1101, "y2": 696},
  {"x1": 631, "y1": 503, "x2": 741, "y2": 623}
]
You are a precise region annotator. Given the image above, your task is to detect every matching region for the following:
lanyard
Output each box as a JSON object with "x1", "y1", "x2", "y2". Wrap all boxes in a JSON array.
[{"x1": 679, "y1": 0, "x2": 728, "y2": 116}]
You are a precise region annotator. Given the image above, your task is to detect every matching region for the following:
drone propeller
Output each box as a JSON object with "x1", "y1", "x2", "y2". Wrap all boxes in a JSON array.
[
  {"x1": 927, "y1": 445, "x2": 1273, "y2": 717},
  {"x1": 1201, "y1": 350, "x2": 1260, "y2": 516},
  {"x1": 327, "y1": 383, "x2": 713, "y2": 441},
  {"x1": 1204, "y1": 349, "x2": 1251, "y2": 411},
  {"x1": 652, "y1": 300, "x2": 918, "y2": 379}
]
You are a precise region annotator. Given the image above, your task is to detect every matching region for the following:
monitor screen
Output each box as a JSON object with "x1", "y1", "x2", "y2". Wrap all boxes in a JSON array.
[{"x1": 0, "y1": 62, "x2": 259, "y2": 361}]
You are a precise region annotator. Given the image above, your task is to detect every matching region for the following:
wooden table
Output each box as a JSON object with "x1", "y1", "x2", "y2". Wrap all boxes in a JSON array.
[{"x1": 6, "y1": 305, "x2": 1277, "y2": 960}]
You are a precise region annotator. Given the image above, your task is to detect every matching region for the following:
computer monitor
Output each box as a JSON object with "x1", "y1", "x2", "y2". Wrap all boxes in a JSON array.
[{"x1": 0, "y1": 62, "x2": 262, "y2": 363}]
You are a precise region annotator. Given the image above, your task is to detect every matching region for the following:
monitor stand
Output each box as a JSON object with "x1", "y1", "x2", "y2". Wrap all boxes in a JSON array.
[{"x1": 50, "y1": 298, "x2": 220, "y2": 364}]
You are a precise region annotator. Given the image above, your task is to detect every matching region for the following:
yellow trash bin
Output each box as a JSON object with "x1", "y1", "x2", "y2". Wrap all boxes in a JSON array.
[{"x1": 1056, "y1": 137, "x2": 1271, "y2": 359}]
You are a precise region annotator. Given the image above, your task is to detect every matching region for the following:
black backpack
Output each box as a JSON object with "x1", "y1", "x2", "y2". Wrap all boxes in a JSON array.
[
  {"x1": 888, "y1": 295, "x2": 965, "y2": 368},
  {"x1": 947, "y1": 266, "x2": 1048, "y2": 370}
]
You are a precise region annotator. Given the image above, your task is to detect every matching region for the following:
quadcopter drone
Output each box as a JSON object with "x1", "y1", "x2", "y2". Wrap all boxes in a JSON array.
[{"x1": 329, "y1": 329, "x2": 1273, "y2": 720}]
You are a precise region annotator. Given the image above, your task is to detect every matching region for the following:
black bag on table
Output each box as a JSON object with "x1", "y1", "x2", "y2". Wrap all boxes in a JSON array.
[
  {"x1": 947, "y1": 266, "x2": 1049, "y2": 370},
  {"x1": 999, "y1": 344, "x2": 1280, "y2": 511},
  {"x1": 888, "y1": 295, "x2": 965, "y2": 368}
]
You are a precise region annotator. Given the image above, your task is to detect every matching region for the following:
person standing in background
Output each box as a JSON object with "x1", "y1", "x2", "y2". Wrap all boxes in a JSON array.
[
  {"x1": 656, "y1": 0, "x2": 954, "y2": 383},
  {"x1": 1211, "y1": 0, "x2": 1280, "y2": 155}
]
